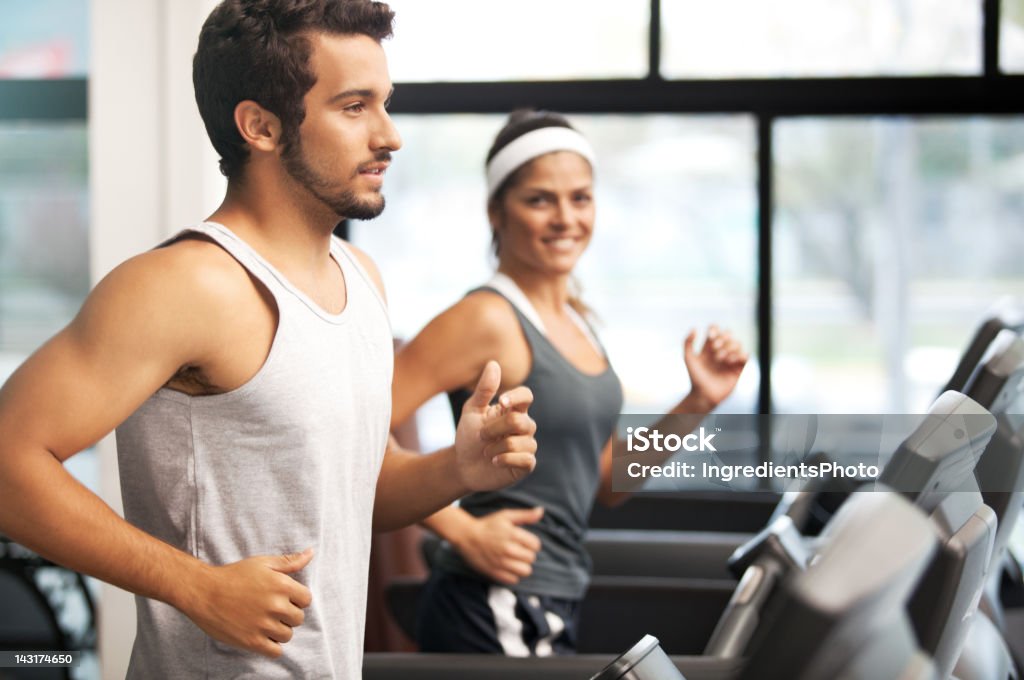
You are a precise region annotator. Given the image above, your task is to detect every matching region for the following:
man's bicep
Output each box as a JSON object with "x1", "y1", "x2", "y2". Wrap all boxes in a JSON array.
[{"x1": 0, "y1": 260, "x2": 200, "y2": 461}]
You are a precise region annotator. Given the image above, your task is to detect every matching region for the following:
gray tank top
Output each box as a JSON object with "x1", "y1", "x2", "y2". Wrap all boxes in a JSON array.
[
  {"x1": 437, "y1": 286, "x2": 623, "y2": 599},
  {"x1": 115, "y1": 222, "x2": 392, "y2": 679}
]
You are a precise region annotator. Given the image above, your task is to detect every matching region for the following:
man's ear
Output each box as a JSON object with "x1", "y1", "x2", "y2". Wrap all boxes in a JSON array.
[{"x1": 233, "y1": 100, "x2": 282, "y2": 153}]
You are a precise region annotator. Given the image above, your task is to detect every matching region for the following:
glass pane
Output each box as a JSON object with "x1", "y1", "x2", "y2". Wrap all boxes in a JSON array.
[
  {"x1": 0, "y1": 0, "x2": 89, "y2": 78},
  {"x1": 1002, "y1": 0, "x2": 1024, "y2": 72},
  {"x1": 352, "y1": 114, "x2": 757, "y2": 450},
  {"x1": 774, "y1": 117, "x2": 1024, "y2": 414},
  {"x1": 384, "y1": 0, "x2": 649, "y2": 82},
  {"x1": 662, "y1": 0, "x2": 981, "y2": 79},
  {"x1": 0, "y1": 123, "x2": 89, "y2": 382}
]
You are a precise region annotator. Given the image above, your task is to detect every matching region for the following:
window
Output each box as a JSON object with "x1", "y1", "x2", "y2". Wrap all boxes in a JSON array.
[
  {"x1": 384, "y1": 0, "x2": 649, "y2": 82},
  {"x1": 372, "y1": 0, "x2": 1020, "y2": 421},
  {"x1": 1002, "y1": 0, "x2": 1024, "y2": 72},
  {"x1": 0, "y1": 0, "x2": 89, "y2": 78},
  {"x1": 661, "y1": 0, "x2": 981, "y2": 78},
  {"x1": 0, "y1": 123, "x2": 89, "y2": 378},
  {"x1": 774, "y1": 116, "x2": 1024, "y2": 413}
]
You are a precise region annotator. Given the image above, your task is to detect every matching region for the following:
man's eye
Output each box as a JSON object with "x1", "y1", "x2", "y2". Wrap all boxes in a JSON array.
[{"x1": 345, "y1": 103, "x2": 365, "y2": 113}]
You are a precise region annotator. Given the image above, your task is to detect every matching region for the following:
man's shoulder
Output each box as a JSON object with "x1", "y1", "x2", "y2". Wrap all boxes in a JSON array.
[
  {"x1": 128, "y1": 236, "x2": 259, "y2": 302},
  {"x1": 334, "y1": 238, "x2": 387, "y2": 303},
  {"x1": 60, "y1": 236, "x2": 266, "y2": 378},
  {"x1": 156, "y1": 233, "x2": 251, "y2": 277},
  {"x1": 89, "y1": 236, "x2": 265, "y2": 331}
]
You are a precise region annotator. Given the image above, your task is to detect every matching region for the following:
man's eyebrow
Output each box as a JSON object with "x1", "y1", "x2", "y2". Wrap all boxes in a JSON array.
[{"x1": 327, "y1": 87, "x2": 395, "y2": 105}]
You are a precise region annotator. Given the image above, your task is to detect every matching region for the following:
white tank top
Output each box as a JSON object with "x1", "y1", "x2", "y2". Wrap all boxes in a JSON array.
[{"x1": 115, "y1": 222, "x2": 392, "y2": 679}]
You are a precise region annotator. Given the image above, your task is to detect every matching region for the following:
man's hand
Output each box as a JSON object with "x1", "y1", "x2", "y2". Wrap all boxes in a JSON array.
[
  {"x1": 452, "y1": 507, "x2": 544, "y2": 584},
  {"x1": 454, "y1": 361, "x2": 537, "y2": 491},
  {"x1": 683, "y1": 325, "x2": 748, "y2": 411},
  {"x1": 182, "y1": 548, "x2": 314, "y2": 658}
]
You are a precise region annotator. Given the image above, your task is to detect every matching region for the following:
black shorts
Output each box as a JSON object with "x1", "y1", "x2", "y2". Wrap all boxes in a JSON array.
[{"x1": 415, "y1": 570, "x2": 580, "y2": 656}]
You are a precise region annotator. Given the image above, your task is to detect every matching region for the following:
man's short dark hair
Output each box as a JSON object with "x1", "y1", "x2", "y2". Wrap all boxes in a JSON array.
[{"x1": 193, "y1": 0, "x2": 395, "y2": 180}]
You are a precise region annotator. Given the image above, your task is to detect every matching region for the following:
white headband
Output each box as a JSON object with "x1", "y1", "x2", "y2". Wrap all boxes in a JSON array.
[{"x1": 485, "y1": 127, "x2": 596, "y2": 199}]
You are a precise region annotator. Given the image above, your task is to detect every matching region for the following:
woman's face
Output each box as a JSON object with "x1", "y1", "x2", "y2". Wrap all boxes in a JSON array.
[{"x1": 491, "y1": 150, "x2": 595, "y2": 277}]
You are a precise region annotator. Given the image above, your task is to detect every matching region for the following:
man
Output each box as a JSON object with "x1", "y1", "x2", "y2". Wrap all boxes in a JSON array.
[{"x1": 0, "y1": 1, "x2": 537, "y2": 677}]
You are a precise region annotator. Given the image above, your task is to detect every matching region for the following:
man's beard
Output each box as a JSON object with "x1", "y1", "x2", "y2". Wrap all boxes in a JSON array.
[{"x1": 281, "y1": 139, "x2": 387, "y2": 221}]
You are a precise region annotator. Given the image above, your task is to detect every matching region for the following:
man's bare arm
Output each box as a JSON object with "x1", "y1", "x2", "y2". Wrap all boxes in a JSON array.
[{"x1": 0, "y1": 244, "x2": 312, "y2": 658}]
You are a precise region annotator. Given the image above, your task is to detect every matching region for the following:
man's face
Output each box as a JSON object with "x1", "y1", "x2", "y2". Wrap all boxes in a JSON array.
[{"x1": 281, "y1": 33, "x2": 401, "y2": 220}]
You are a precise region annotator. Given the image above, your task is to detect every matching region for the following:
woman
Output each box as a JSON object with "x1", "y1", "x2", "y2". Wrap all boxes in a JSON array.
[{"x1": 391, "y1": 110, "x2": 747, "y2": 655}]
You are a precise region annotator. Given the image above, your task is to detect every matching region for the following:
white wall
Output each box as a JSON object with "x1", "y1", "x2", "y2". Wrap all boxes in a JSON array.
[{"x1": 89, "y1": 0, "x2": 222, "y2": 676}]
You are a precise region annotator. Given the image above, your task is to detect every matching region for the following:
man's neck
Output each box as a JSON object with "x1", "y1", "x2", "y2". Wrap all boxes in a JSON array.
[{"x1": 208, "y1": 175, "x2": 340, "y2": 272}]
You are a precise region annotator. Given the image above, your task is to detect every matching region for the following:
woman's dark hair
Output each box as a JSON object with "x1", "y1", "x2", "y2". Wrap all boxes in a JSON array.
[
  {"x1": 487, "y1": 109, "x2": 594, "y2": 319},
  {"x1": 193, "y1": 0, "x2": 395, "y2": 180}
]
